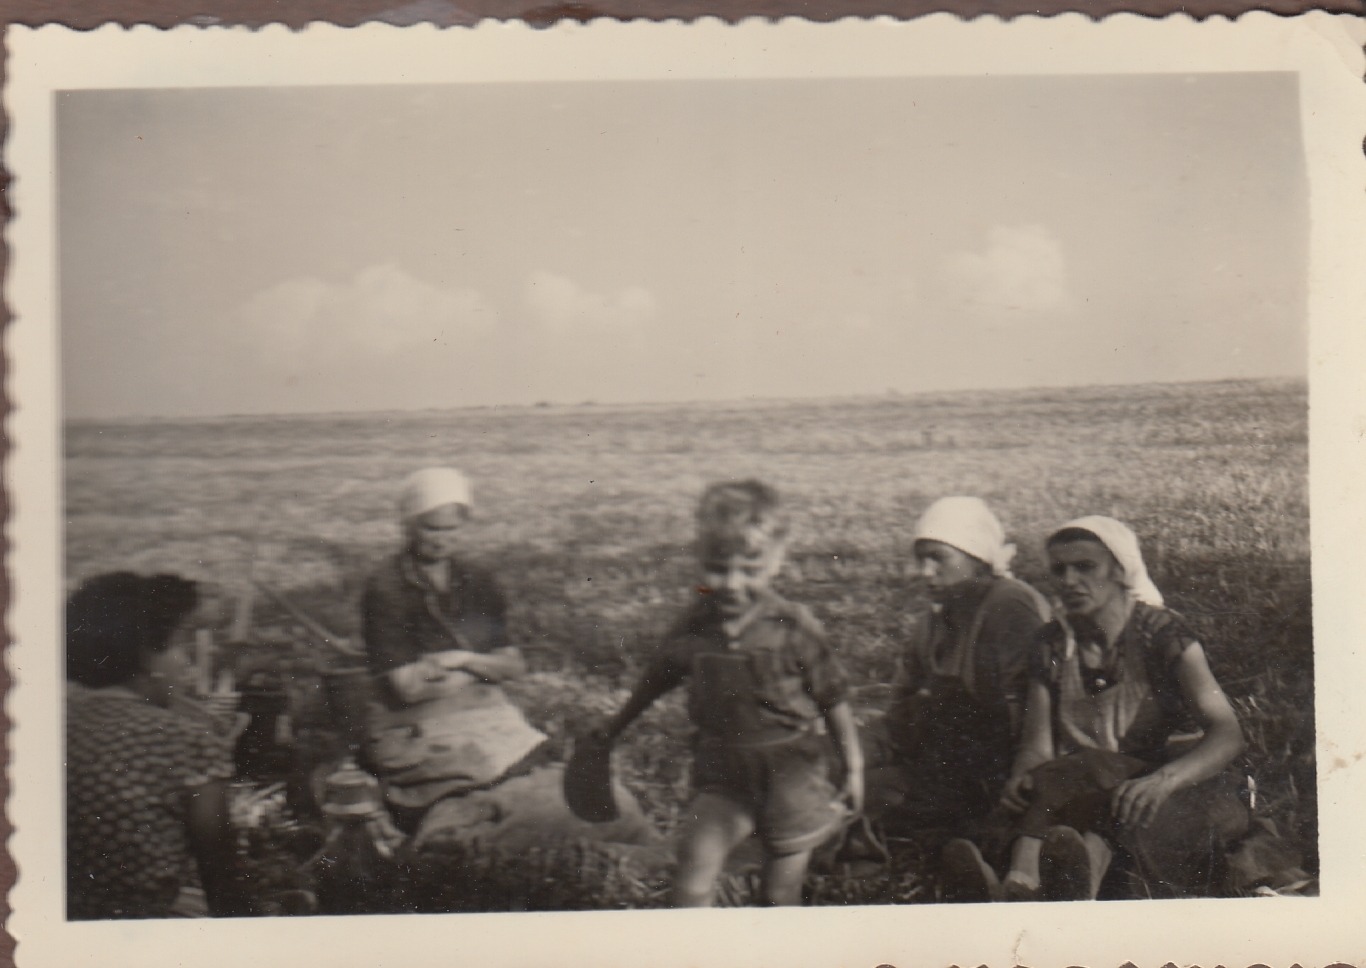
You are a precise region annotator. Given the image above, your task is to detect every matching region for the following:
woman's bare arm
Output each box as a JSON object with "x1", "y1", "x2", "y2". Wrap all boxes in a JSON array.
[
  {"x1": 1001, "y1": 679, "x2": 1054, "y2": 813},
  {"x1": 1111, "y1": 643, "x2": 1245, "y2": 827}
]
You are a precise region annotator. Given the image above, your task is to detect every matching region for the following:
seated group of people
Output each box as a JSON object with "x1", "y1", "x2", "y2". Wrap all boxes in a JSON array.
[
  {"x1": 598, "y1": 481, "x2": 1248, "y2": 906},
  {"x1": 63, "y1": 466, "x2": 1250, "y2": 918}
]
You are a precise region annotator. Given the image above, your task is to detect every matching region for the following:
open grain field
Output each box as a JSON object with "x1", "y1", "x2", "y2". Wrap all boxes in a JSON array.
[{"x1": 63, "y1": 376, "x2": 1313, "y2": 906}]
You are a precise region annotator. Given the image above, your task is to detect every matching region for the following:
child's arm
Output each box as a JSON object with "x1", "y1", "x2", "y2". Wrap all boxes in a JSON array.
[
  {"x1": 601, "y1": 670, "x2": 678, "y2": 744},
  {"x1": 823, "y1": 700, "x2": 865, "y2": 815},
  {"x1": 597, "y1": 610, "x2": 694, "y2": 744},
  {"x1": 790, "y1": 607, "x2": 864, "y2": 812}
]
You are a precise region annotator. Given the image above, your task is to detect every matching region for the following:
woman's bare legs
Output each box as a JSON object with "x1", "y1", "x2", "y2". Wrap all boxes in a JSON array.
[
  {"x1": 1001, "y1": 835, "x2": 1043, "y2": 897},
  {"x1": 1081, "y1": 831, "x2": 1113, "y2": 897}
]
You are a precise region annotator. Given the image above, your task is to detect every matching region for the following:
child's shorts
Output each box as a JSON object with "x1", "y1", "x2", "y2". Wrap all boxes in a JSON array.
[{"x1": 692, "y1": 731, "x2": 847, "y2": 855}]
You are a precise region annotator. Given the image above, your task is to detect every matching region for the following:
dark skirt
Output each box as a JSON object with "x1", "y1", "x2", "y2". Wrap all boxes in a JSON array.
[
  {"x1": 861, "y1": 680, "x2": 1013, "y2": 834},
  {"x1": 1019, "y1": 749, "x2": 1251, "y2": 898}
]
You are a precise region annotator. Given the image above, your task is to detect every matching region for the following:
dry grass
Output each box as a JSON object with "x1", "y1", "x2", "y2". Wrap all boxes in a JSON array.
[{"x1": 64, "y1": 377, "x2": 1312, "y2": 907}]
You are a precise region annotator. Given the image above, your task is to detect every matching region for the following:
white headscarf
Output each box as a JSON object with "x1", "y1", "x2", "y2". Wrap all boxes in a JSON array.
[
  {"x1": 399, "y1": 468, "x2": 472, "y2": 522},
  {"x1": 913, "y1": 496, "x2": 1016, "y2": 577},
  {"x1": 1050, "y1": 515, "x2": 1164, "y2": 607}
]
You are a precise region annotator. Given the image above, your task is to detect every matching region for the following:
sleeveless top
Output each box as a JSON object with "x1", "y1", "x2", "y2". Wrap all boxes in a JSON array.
[{"x1": 1031, "y1": 601, "x2": 1201, "y2": 763}]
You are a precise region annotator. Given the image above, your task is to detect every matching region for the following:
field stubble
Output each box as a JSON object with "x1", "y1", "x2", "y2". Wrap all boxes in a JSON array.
[{"x1": 64, "y1": 378, "x2": 1313, "y2": 905}]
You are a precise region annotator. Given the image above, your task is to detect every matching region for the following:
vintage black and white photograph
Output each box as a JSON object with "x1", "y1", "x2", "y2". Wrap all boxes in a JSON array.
[{"x1": 8, "y1": 16, "x2": 1366, "y2": 968}]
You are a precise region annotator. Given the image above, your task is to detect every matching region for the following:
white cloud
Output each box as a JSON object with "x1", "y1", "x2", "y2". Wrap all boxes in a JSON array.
[
  {"x1": 944, "y1": 224, "x2": 1074, "y2": 316},
  {"x1": 238, "y1": 263, "x2": 496, "y2": 359},
  {"x1": 523, "y1": 270, "x2": 657, "y2": 333}
]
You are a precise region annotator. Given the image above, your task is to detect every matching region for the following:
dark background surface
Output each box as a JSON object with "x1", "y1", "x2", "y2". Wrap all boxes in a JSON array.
[
  {"x1": 1, "y1": 1, "x2": 1361, "y2": 966},
  {"x1": 2, "y1": 0, "x2": 1362, "y2": 26}
]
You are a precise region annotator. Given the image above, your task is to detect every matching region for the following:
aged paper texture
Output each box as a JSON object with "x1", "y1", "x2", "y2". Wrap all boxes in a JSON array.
[{"x1": 6, "y1": 15, "x2": 1366, "y2": 968}]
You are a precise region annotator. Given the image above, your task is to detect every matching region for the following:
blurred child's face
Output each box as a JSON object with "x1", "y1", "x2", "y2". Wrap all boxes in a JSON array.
[
  {"x1": 701, "y1": 542, "x2": 785, "y2": 618},
  {"x1": 914, "y1": 539, "x2": 983, "y2": 602}
]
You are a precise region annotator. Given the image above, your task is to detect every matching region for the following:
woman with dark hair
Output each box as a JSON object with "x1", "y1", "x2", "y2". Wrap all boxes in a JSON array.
[
  {"x1": 941, "y1": 516, "x2": 1249, "y2": 901},
  {"x1": 65, "y1": 572, "x2": 237, "y2": 919}
]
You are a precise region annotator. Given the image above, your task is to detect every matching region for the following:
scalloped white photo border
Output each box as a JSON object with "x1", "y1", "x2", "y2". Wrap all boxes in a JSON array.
[{"x1": 6, "y1": 15, "x2": 1366, "y2": 968}]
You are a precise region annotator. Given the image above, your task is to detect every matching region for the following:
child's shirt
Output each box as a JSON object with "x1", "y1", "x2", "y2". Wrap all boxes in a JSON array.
[{"x1": 641, "y1": 591, "x2": 850, "y2": 743}]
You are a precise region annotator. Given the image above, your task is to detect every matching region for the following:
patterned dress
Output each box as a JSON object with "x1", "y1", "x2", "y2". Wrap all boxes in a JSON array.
[{"x1": 66, "y1": 685, "x2": 233, "y2": 919}]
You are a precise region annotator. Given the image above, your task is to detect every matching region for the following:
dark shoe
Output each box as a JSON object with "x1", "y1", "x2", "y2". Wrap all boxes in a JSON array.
[
  {"x1": 940, "y1": 838, "x2": 1000, "y2": 903},
  {"x1": 1039, "y1": 826, "x2": 1094, "y2": 901}
]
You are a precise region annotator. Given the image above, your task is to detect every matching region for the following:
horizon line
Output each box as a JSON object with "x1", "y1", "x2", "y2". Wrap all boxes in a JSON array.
[{"x1": 62, "y1": 373, "x2": 1308, "y2": 425}]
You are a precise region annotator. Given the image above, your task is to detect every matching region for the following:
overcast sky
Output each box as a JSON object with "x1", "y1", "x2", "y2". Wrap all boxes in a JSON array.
[{"x1": 58, "y1": 73, "x2": 1308, "y2": 418}]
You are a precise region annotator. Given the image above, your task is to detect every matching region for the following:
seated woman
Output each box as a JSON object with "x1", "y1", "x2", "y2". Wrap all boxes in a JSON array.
[
  {"x1": 65, "y1": 572, "x2": 238, "y2": 919},
  {"x1": 360, "y1": 467, "x2": 658, "y2": 862},
  {"x1": 361, "y1": 467, "x2": 548, "y2": 814},
  {"x1": 942, "y1": 515, "x2": 1249, "y2": 901},
  {"x1": 864, "y1": 496, "x2": 1050, "y2": 834}
]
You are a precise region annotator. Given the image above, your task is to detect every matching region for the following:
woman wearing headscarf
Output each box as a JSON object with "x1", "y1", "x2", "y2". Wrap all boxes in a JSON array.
[
  {"x1": 360, "y1": 467, "x2": 659, "y2": 853},
  {"x1": 363, "y1": 468, "x2": 527, "y2": 703},
  {"x1": 360, "y1": 468, "x2": 547, "y2": 814},
  {"x1": 865, "y1": 497, "x2": 1051, "y2": 833},
  {"x1": 941, "y1": 516, "x2": 1249, "y2": 901},
  {"x1": 65, "y1": 572, "x2": 239, "y2": 919}
]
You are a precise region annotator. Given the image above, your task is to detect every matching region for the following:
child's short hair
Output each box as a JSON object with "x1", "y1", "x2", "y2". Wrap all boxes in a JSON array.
[{"x1": 696, "y1": 479, "x2": 790, "y2": 561}]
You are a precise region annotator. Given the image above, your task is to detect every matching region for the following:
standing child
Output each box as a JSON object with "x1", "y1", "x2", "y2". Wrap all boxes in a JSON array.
[{"x1": 597, "y1": 479, "x2": 864, "y2": 907}]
